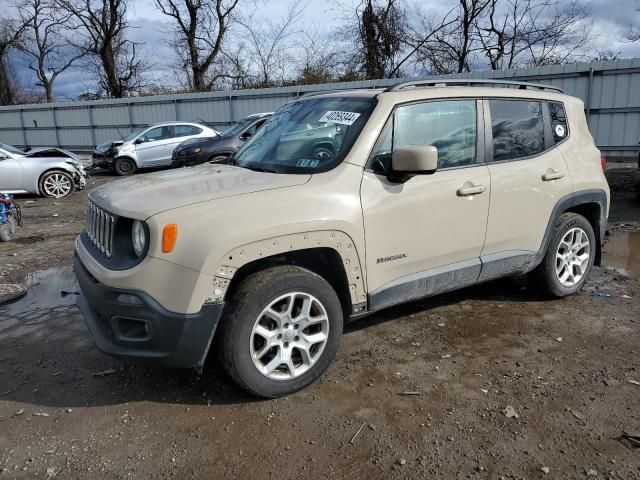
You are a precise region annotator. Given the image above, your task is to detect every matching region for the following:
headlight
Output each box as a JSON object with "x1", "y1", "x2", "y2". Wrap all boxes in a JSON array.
[
  {"x1": 132, "y1": 220, "x2": 147, "y2": 257},
  {"x1": 184, "y1": 147, "x2": 202, "y2": 155}
]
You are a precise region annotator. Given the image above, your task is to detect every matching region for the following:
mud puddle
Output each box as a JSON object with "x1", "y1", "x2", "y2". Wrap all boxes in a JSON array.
[
  {"x1": 603, "y1": 231, "x2": 640, "y2": 278},
  {"x1": 0, "y1": 265, "x2": 78, "y2": 315}
]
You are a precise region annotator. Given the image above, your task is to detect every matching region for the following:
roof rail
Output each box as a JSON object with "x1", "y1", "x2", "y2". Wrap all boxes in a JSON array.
[
  {"x1": 385, "y1": 79, "x2": 564, "y2": 94},
  {"x1": 299, "y1": 86, "x2": 382, "y2": 99}
]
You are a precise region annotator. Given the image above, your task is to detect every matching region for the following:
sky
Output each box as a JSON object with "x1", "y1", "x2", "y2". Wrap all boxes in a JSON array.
[{"x1": 5, "y1": 0, "x2": 640, "y2": 101}]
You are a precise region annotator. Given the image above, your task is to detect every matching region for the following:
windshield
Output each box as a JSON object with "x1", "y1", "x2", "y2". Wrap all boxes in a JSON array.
[
  {"x1": 0, "y1": 143, "x2": 25, "y2": 155},
  {"x1": 124, "y1": 127, "x2": 146, "y2": 142},
  {"x1": 234, "y1": 97, "x2": 377, "y2": 174},
  {"x1": 219, "y1": 119, "x2": 253, "y2": 139}
]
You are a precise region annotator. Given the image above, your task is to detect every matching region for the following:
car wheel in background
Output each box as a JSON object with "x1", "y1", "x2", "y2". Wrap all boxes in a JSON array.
[
  {"x1": 218, "y1": 266, "x2": 343, "y2": 398},
  {"x1": 311, "y1": 145, "x2": 335, "y2": 162},
  {"x1": 529, "y1": 213, "x2": 596, "y2": 297},
  {"x1": 209, "y1": 155, "x2": 228, "y2": 164},
  {"x1": 114, "y1": 157, "x2": 136, "y2": 176},
  {"x1": 39, "y1": 170, "x2": 74, "y2": 198}
]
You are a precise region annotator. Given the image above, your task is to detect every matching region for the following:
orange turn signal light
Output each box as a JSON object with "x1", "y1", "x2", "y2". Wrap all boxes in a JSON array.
[{"x1": 162, "y1": 224, "x2": 178, "y2": 253}]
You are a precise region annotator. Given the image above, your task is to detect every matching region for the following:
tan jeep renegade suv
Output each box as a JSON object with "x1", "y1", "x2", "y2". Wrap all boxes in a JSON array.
[{"x1": 75, "y1": 79, "x2": 609, "y2": 397}]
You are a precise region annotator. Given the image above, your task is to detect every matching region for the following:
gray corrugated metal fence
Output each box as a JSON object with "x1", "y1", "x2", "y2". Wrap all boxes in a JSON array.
[{"x1": 0, "y1": 58, "x2": 639, "y2": 156}]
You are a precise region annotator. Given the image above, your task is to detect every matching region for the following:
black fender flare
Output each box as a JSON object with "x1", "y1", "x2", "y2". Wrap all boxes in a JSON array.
[{"x1": 533, "y1": 189, "x2": 608, "y2": 268}]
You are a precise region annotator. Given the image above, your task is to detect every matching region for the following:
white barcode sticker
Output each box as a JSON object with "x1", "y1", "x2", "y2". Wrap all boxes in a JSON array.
[{"x1": 319, "y1": 111, "x2": 361, "y2": 125}]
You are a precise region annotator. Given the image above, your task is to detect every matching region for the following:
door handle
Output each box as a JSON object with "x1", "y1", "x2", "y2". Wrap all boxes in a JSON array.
[
  {"x1": 457, "y1": 184, "x2": 486, "y2": 196},
  {"x1": 542, "y1": 169, "x2": 565, "y2": 181}
]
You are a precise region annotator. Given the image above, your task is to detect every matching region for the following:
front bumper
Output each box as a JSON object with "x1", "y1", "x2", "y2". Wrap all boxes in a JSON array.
[
  {"x1": 74, "y1": 254, "x2": 224, "y2": 368},
  {"x1": 171, "y1": 151, "x2": 208, "y2": 167},
  {"x1": 92, "y1": 152, "x2": 114, "y2": 168}
]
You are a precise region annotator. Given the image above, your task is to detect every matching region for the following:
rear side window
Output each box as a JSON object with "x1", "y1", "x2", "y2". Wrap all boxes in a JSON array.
[
  {"x1": 369, "y1": 100, "x2": 477, "y2": 175},
  {"x1": 549, "y1": 102, "x2": 568, "y2": 144},
  {"x1": 174, "y1": 125, "x2": 202, "y2": 137},
  {"x1": 489, "y1": 100, "x2": 544, "y2": 161}
]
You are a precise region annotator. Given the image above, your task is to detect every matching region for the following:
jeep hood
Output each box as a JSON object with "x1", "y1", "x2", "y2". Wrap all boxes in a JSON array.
[{"x1": 89, "y1": 164, "x2": 311, "y2": 218}]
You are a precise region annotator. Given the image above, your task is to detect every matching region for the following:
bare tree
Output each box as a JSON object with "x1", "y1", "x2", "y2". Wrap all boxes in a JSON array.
[
  {"x1": 477, "y1": 0, "x2": 591, "y2": 69},
  {"x1": 154, "y1": 0, "x2": 241, "y2": 91},
  {"x1": 239, "y1": 1, "x2": 306, "y2": 87},
  {"x1": 56, "y1": 0, "x2": 145, "y2": 98},
  {"x1": 17, "y1": 0, "x2": 85, "y2": 102},
  {"x1": 626, "y1": 0, "x2": 640, "y2": 43},
  {"x1": 0, "y1": 13, "x2": 30, "y2": 105},
  {"x1": 424, "y1": 0, "x2": 492, "y2": 74}
]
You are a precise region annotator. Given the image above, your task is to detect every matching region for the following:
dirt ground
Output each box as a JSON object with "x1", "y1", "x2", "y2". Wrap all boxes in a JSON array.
[{"x1": 1, "y1": 163, "x2": 639, "y2": 480}]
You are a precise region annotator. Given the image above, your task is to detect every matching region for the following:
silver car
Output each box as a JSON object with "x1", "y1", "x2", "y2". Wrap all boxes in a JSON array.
[
  {"x1": 92, "y1": 122, "x2": 219, "y2": 176},
  {"x1": 0, "y1": 143, "x2": 86, "y2": 198}
]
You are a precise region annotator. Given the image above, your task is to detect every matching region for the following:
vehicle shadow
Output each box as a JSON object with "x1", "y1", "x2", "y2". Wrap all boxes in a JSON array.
[{"x1": 0, "y1": 274, "x2": 549, "y2": 410}]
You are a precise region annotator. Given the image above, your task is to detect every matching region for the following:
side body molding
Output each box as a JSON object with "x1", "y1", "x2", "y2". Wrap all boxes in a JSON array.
[
  {"x1": 367, "y1": 189, "x2": 608, "y2": 313},
  {"x1": 207, "y1": 230, "x2": 367, "y2": 306}
]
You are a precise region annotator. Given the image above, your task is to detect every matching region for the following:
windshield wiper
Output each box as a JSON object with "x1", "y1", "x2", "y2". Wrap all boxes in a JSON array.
[{"x1": 244, "y1": 165, "x2": 277, "y2": 173}]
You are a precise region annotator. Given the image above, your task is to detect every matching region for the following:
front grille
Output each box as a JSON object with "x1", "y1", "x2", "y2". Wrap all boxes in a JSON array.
[{"x1": 86, "y1": 201, "x2": 115, "y2": 258}]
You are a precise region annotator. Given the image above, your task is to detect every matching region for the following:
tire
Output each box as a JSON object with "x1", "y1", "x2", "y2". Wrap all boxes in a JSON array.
[
  {"x1": 310, "y1": 145, "x2": 335, "y2": 162},
  {"x1": 38, "y1": 170, "x2": 74, "y2": 198},
  {"x1": 529, "y1": 213, "x2": 596, "y2": 297},
  {"x1": 114, "y1": 157, "x2": 136, "y2": 176},
  {"x1": 218, "y1": 266, "x2": 343, "y2": 398},
  {"x1": 0, "y1": 224, "x2": 10, "y2": 242}
]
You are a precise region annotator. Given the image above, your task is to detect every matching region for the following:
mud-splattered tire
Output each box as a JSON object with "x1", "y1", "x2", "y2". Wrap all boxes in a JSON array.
[
  {"x1": 114, "y1": 157, "x2": 136, "y2": 176},
  {"x1": 218, "y1": 266, "x2": 343, "y2": 398},
  {"x1": 529, "y1": 213, "x2": 596, "y2": 297}
]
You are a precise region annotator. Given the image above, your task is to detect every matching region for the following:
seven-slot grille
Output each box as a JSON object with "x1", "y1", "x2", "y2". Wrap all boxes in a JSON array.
[{"x1": 86, "y1": 201, "x2": 115, "y2": 258}]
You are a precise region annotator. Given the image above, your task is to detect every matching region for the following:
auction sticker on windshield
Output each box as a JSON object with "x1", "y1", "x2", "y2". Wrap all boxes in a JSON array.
[{"x1": 319, "y1": 111, "x2": 361, "y2": 125}]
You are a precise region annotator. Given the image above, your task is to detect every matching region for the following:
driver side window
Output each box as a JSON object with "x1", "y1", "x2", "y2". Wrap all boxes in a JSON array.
[
  {"x1": 369, "y1": 100, "x2": 477, "y2": 175},
  {"x1": 140, "y1": 126, "x2": 173, "y2": 143}
]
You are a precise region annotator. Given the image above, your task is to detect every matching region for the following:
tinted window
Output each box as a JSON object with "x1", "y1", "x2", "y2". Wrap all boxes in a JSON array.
[
  {"x1": 549, "y1": 102, "x2": 568, "y2": 144},
  {"x1": 490, "y1": 100, "x2": 544, "y2": 161},
  {"x1": 369, "y1": 100, "x2": 477, "y2": 175},
  {"x1": 173, "y1": 125, "x2": 202, "y2": 137}
]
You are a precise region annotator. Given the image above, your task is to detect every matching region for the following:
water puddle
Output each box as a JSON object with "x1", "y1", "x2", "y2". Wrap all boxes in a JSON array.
[
  {"x1": 0, "y1": 266, "x2": 78, "y2": 316},
  {"x1": 603, "y1": 231, "x2": 640, "y2": 278}
]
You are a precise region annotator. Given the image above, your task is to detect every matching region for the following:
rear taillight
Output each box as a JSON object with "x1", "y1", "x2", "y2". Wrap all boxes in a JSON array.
[{"x1": 600, "y1": 154, "x2": 606, "y2": 172}]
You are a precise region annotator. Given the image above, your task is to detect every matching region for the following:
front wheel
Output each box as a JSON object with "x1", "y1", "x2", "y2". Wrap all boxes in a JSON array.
[
  {"x1": 218, "y1": 266, "x2": 343, "y2": 398},
  {"x1": 529, "y1": 213, "x2": 596, "y2": 297},
  {"x1": 114, "y1": 157, "x2": 136, "y2": 176},
  {"x1": 39, "y1": 170, "x2": 74, "y2": 198}
]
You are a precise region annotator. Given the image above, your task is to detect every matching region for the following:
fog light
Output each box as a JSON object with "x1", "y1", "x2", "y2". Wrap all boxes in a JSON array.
[{"x1": 117, "y1": 294, "x2": 143, "y2": 305}]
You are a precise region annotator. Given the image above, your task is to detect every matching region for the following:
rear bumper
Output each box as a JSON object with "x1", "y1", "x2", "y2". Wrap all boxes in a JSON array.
[{"x1": 74, "y1": 254, "x2": 224, "y2": 368}]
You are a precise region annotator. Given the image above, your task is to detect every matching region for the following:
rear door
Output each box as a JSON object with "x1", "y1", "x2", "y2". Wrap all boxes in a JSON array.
[
  {"x1": 161, "y1": 125, "x2": 204, "y2": 165},
  {"x1": 480, "y1": 98, "x2": 573, "y2": 279},
  {"x1": 360, "y1": 99, "x2": 491, "y2": 310}
]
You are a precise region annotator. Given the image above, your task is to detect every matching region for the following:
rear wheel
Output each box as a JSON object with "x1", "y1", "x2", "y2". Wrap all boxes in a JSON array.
[
  {"x1": 218, "y1": 266, "x2": 343, "y2": 398},
  {"x1": 114, "y1": 157, "x2": 136, "y2": 176},
  {"x1": 39, "y1": 170, "x2": 74, "y2": 198},
  {"x1": 529, "y1": 213, "x2": 596, "y2": 297}
]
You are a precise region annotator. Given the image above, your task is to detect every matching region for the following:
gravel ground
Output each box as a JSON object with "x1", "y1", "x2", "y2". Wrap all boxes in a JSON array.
[{"x1": 0, "y1": 163, "x2": 639, "y2": 479}]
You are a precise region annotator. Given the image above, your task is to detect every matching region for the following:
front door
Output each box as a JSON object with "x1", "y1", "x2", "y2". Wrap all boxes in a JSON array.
[
  {"x1": 361, "y1": 99, "x2": 491, "y2": 310},
  {"x1": 135, "y1": 126, "x2": 175, "y2": 167},
  {"x1": 480, "y1": 99, "x2": 573, "y2": 275}
]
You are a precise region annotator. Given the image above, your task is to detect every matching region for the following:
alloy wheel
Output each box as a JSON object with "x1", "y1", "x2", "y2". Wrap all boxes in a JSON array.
[
  {"x1": 43, "y1": 173, "x2": 72, "y2": 197},
  {"x1": 250, "y1": 292, "x2": 330, "y2": 380},
  {"x1": 555, "y1": 227, "x2": 591, "y2": 287}
]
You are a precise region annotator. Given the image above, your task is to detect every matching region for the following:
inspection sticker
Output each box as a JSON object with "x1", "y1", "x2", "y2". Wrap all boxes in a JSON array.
[{"x1": 319, "y1": 111, "x2": 361, "y2": 125}]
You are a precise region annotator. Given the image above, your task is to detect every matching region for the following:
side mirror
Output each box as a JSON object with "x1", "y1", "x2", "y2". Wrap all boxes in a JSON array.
[
  {"x1": 135, "y1": 137, "x2": 145, "y2": 144},
  {"x1": 389, "y1": 146, "x2": 438, "y2": 182},
  {"x1": 239, "y1": 131, "x2": 251, "y2": 141}
]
